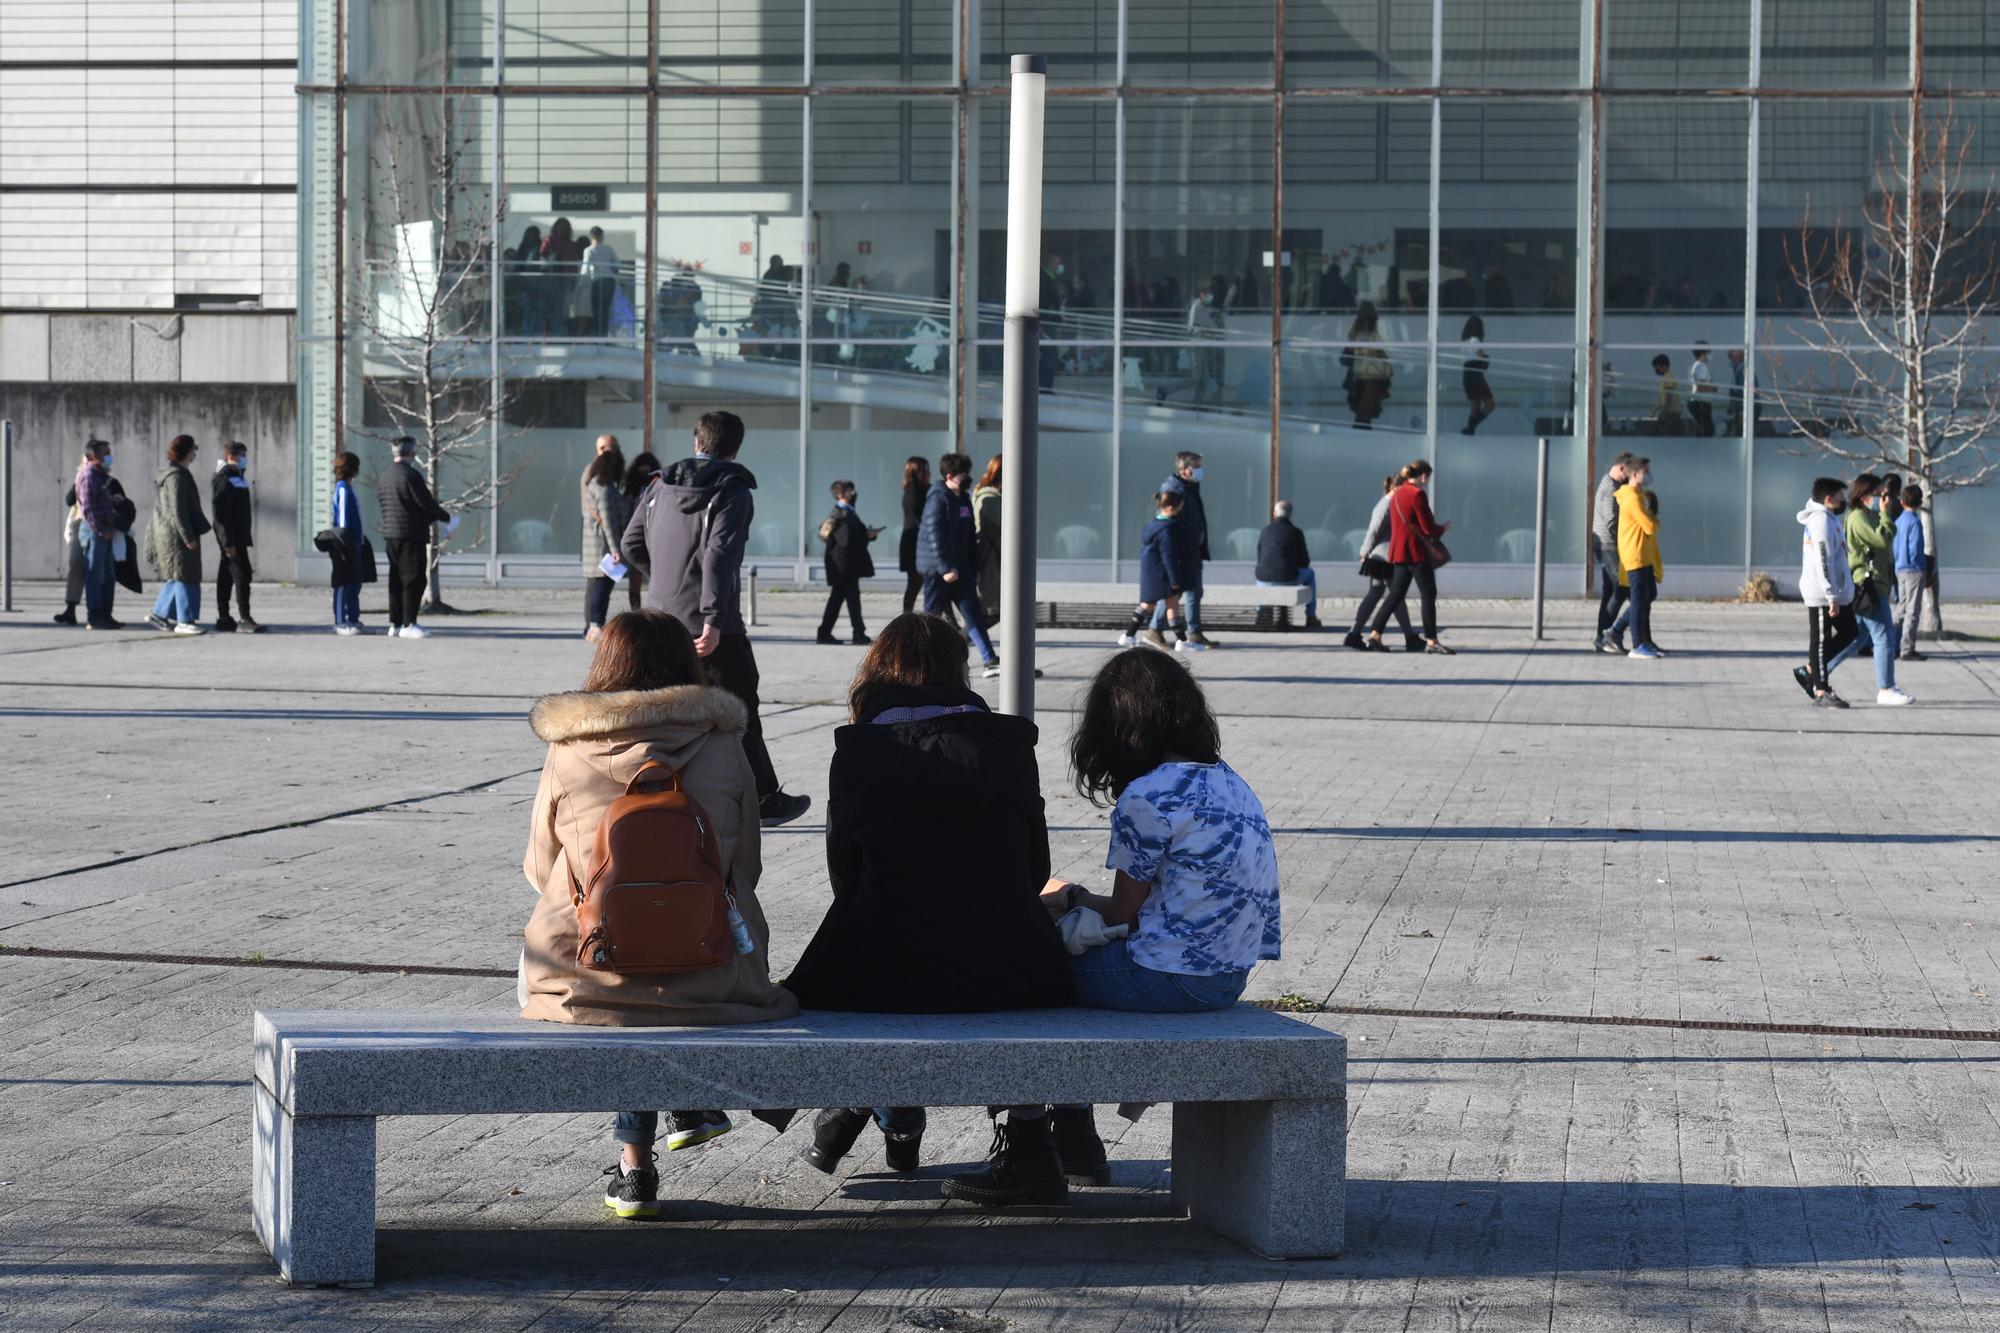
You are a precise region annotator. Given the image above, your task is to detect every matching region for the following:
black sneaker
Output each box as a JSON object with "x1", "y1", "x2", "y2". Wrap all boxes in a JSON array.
[
  {"x1": 940, "y1": 1115, "x2": 1068, "y2": 1208},
  {"x1": 851, "y1": 633, "x2": 873, "y2": 646},
  {"x1": 87, "y1": 618, "x2": 123, "y2": 631},
  {"x1": 1342, "y1": 631, "x2": 1366, "y2": 650},
  {"x1": 815, "y1": 630, "x2": 841, "y2": 645},
  {"x1": 665, "y1": 1110, "x2": 732, "y2": 1151},
  {"x1": 1814, "y1": 691, "x2": 1851, "y2": 709},
  {"x1": 1404, "y1": 635, "x2": 1427, "y2": 653},
  {"x1": 1792, "y1": 665, "x2": 1816, "y2": 700},
  {"x1": 1902, "y1": 649, "x2": 1926, "y2": 661},
  {"x1": 883, "y1": 1124, "x2": 923, "y2": 1174},
  {"x1": 52, "y1": 607, "x2": 78, "y2": 626},
  {"x1": 602, "y1": 1158, "x2": 661, "y2": 1219},
  {"x1": 215, "y1": 618, "x2": 238, "y2": 634},
  {"x1": 238, "y1": 617, "x2": 267, "y2": 634},
  {"x1": 759, "y1": 791, "x2": 812, "y2": 828},
  {"x1": 146, "y1": 614, "x2": 173, "y2": 633},
  {"x1": 801, "y1": 1107, "x2": 869, "y2": 1174},
  {"x1": 1050, "y1": 1105, "x2": 1111, "y2": 1187}
]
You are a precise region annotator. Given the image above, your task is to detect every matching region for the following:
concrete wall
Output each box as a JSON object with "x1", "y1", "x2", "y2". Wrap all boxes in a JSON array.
[{"x1": 0, "y1": 383, "x2": 299, "y2": 581}]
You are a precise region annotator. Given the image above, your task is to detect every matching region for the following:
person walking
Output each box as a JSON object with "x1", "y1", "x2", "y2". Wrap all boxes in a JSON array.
[
  {"x1": 1842, "y1": 473, "x2": 1913, "y2": 705},
  {"x1": 145, "y1": 435, "x2": 211, "y2": 635},
  {"x1": 210, "y1": 441, "x2": 263, "y2": 633},
  {"x1": 1794, "y1": 477, "x2": 1859, "y2": 708},
  {"x1": 69, "y1": 440, "x2": 126, "y2": 630},
  {"x1": 972, "y1": 455, "x2": 1004, "y2": 628},
  {"x1": 1921, "y1": 487, "x2": 1943, "y2": 638},
  {"x1": 1649, "y1": 354, "x2": 1684, "y2": 434},
  {"x1": 620, "y1": 410, "x2": 813, "y2": 827},
  {"x1": 916, "y1": 452, "x2": 1003, "y2": 679},
  {"x1": 1254, "y1": 500, "x2": 1321, "y2": 630},
  {"x1": 377, "y1": 436, "x2": 452, "y2": 640},
  {"x1": 1117, "y1": 488, "x2": 1194, "y2": 652},
  {"x1": 1687, "y1": 341, "x2": 1718, "y2": 437},
  {"x1": 1895, "y1": 484, "x2": 1929, "y2": 662},
  {"x1": 1346, "y1": 473, "x2": 1417, "y2": 651},
  {"x1": 1460, "y1": 315, "x2": 1494, "y2": 435},
  {"x1": 1615, "y1": 458, "x2": 1664, "y2": 659},
  {"x1": 1345, "y1": 302, "x2": 1392, "y2": 428},
  {"x1": 1364, "y1": 460, "x2": 1453, "y2": 654},
  {"x1": 1153, "y1": 451, "x2": 1215, "y2": 646},
  {"x1": 899, "y1": 455, "x2": 929, "y2": 615},
  {"x1": 1591, "y1": 453, "x2": 1633, "y2": 653},
  {"x1": 784, "y1": 614, "x2": 1090, "y2": 1195},
  {"x1": 581, "y1": 448, "x2": 630, "y2": 642},
  {"x1": 520, "y1": 610, "x2": 799, "y2": 1220},
  {"x1": 816, "y1": 480, "x2": 878, "y2": 645},
  {"x1": 622, "y1": 451, "x2": 661, "y2": 610},
  {"x1": 330, "y1": 451, "x2": 368, "y2": 635},
  {"x1": 581, "y1": 226, "x2": 619, "y2": 336}
]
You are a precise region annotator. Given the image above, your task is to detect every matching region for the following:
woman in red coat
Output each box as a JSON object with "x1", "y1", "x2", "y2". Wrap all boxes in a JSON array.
[{"x1": 1364, "y1": 459, "x2": 1455, "y2": 654}]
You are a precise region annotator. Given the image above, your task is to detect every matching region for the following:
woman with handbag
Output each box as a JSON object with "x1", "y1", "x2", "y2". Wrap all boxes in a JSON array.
[
  {"x1": 580, "y1": 448, "x2": 630, "y2": 641},
  {"x1": 1365, "y1": 459, "x2": 1455, "y2": 654},
  {"x1": 520, "y1": 610, "x2": 798, "y2": 1219},
  {"x1": 1345, "y1": 472, "x2": 1420, "y2": 652}
]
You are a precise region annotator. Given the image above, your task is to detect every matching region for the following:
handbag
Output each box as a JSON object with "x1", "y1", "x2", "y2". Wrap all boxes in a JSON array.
[
  {"x1": 1420, "y1": 534, "x2": 1452, "y2": 569},
  {"x1": 358, "y1": 537, "x2": 379, "y2": 584},
  {"x1": 1853, "y1": 580, "x2": 1879, "y2": 617}
]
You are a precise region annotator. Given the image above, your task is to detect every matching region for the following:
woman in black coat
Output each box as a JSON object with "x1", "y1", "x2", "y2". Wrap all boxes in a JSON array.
[
  {"x1": 784, "y1": 613, "x2": 1102, "y2": 1205},
  {"x1": 897, "y1": 455, "x2": 929, "y2": 615}
]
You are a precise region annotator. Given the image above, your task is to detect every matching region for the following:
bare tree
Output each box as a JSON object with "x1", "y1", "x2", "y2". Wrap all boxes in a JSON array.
[
  {"x1": 345, "y1": 96, "x2": 535, "y2": 611},
  {"x1": 1766, "y1": 103, "x2": 2000, "y2": 505}
]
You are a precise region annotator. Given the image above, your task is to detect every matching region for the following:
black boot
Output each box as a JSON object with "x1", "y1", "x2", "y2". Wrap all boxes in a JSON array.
[
  {"x1": 882, "y1": 1121, "x2": 923, "y2": 1174},
  {"x1": 940, "y1": 1115, "x2": 1067, "y2": 1208},
  {"x1": 53, "y1": 606, "x2": 78, "y2": 626},
  {"x1": 1050, "y1": 1105, "x2": 1110, "y2": 1187},
  {"x1": 800, "y1": 1107, "x2": 868, "y2": 1174}
]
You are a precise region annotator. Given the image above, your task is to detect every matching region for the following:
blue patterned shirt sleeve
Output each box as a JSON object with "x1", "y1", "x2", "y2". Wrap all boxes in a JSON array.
[{"x1": 1106, "y1": 786, "x2": 1171, "y2": 883}]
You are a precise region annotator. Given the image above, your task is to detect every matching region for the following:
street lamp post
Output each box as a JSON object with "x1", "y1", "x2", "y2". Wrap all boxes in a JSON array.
[{"x1": 998, "y1": 53, "x2": 1047, "y2": 720}]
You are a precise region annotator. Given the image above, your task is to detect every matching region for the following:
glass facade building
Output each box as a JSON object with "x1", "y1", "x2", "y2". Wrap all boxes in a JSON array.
[{"x1": 298, "y1": 1, "x2": 2000, "y2": 591}]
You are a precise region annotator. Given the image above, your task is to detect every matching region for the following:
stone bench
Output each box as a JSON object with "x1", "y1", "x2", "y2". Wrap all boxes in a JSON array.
[
  {"x1": 253, "y1": 1005, "x2": 1347, "y2": 1286},
  {"x1": 1035, "y1": 582, "x2": 1315, "y2": 630}
]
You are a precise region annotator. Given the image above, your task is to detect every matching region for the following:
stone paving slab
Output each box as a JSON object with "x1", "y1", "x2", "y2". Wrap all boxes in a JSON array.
[{"x1": 4, "y1": 582, "x2": 2000, "y2": 1328}]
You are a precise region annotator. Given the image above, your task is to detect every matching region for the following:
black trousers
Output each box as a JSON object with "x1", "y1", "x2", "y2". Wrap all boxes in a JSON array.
[
  {"x1": 1808, "y1": 605, "x2": 1859, "y2": 691},
  {"x1": 585, "y1": 575, "x2": 615, "y2": 628},
  {"x1": 1689, "y1": 401, "x2": 1715, "y2": 437},
  {"x1": 1351, "y1": 577, "x2": 1411, "y2": 637},
  {"x1": 1627, "y1": 566, "x2": 1656, "y2": 649},
  {"x1": 820, "y1": 579, "x2": 864, "y2": 637},
  {"x1": 1593, "y1": 536, "x2": 1625, "y2": 637},
  {"x1": 706, "y1": 632, "x2": 780, "y2": 800},
  {"x1": 1370, "y1": 561, "x2": 1438, "y2": 640},
  {"x1": 215, "y1": 546, "x2": 253, "y2": 622},
  {"x1": 902, "y1": 571, "x2": 922, "y2": 615},
  {"x1": 385, "y1": 537, "x2": 428, "y2": 627}
]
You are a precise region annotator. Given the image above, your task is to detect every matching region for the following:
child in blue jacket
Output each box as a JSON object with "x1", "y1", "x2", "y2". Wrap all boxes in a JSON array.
[
  {"x1": 1117, "y1": 489, "x2": 1200, "y2": 652},
  {"x1": 1893, "y1": 483, "x2": 1929, "y2": 661}
]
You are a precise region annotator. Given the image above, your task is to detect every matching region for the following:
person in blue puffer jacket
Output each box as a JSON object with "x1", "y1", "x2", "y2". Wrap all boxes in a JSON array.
[
  {"x1": 1117, "y1": 488, "x2": 1196, "y2": 652},
  {"x1": 916, "y1": 451, "x2": 1000, "y2": 676}
]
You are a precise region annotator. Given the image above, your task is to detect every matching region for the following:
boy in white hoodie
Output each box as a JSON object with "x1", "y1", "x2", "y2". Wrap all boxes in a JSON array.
[{"x1": 1795, "y1": 477, "x2": 1858, "y2": 708}]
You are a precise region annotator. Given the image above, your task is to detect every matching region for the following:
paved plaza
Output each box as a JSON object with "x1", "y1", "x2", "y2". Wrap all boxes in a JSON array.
[{"x1": 4, "y1": 581, "x2": 2000, "y2": 1329}]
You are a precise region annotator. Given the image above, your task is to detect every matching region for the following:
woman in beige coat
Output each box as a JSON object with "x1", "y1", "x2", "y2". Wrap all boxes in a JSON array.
[{"x1": 521, "y1": 608, "x2": 798, "y2": 1219}]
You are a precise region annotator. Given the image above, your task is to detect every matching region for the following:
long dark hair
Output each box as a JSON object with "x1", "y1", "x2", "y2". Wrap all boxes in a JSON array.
[
  {"x1": 1071, "y1": 649, "x2": 1221, "y2": 805},
  {"x1": 903, "y1": 456, "x2": 930, "y2": 490},
  {"x1": 585, "y1": 449, "x2": 625, "y2": 487},
  {"x1": 580, "y1": 611, "x2": 705, "y2": 693},
  {"x1": 624, "y1": 451, "x2": 661, "y2": 498},
  {"x1": 1348, "y1": 301, "x2": 1380, "y2": 338},
  {"x1": 848, "y1": 613, "x2": 968, "y2": 723}
]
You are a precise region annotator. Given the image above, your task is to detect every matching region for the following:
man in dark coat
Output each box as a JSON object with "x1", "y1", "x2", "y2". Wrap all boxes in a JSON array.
[
  {"x1": 1254, "y1": 499, "x2": 1321, "y2": 629},
  {"x1": 917, "y1": 452, "x2": 1000, "y2": 675},
  {"x1": 1156, "y1": 450, "x2": 1216, "y2": 645},
  {"x1": 620, "y1": 409, "x2": 811, "y2": 828},
  {"x1": 816, "y1": 479, "x2": 878, "y2": 646},
  {"x1": 211, "y1": 440, "x2": 263, "y2": 633},
  {"x1": 376, "y1": 437, "x2": 451, "y2": 638}
]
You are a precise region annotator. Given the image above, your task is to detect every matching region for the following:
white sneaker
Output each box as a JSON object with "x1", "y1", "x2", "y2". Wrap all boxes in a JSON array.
[
  {"x1": 981, "y1": 661, "x2": 1002, "y2": 679},
  {"x1": 172, "y1": 622, "x2": 206, "y2": 636},
  {"x1": 1877, "y1": 687, "x2": 1914, "y2": 706},
  {"x1": 400, "y1": 624, "x2": 431, "y2": 639},
  {"x1": 1174, "y1": 638, "x2": 1208, "y2": 653},
  {"x1": 1115, "y1": 632, "x2": 1136, "y2": 647},
  {"x1": 334, "y1": 625, "x2": 362, "y2": 636}
]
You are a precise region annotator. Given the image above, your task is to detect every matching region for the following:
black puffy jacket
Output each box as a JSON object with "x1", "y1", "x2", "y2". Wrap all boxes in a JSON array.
[{"x1": 376, "y1": 460, "x2": 450, "y2": 540}]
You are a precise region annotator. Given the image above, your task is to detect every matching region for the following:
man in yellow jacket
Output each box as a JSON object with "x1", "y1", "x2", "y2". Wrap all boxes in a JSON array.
[{"x1": 1616, "y1": 457, "x2": 1663, "y2": 660}]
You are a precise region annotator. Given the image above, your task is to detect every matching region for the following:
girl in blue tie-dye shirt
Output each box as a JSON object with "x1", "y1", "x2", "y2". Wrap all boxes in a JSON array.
[{"x1": 1043, "y1": 649, "x2": 1281, "y2": 1011}]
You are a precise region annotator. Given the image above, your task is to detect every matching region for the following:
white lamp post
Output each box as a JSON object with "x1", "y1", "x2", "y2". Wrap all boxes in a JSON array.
[{"x1": 999, "y1": 53, "x2": 1047, "y2": 719}]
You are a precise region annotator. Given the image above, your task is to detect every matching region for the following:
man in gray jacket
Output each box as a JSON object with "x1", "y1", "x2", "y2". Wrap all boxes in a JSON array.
[
  {"x1": 1591, "y1": 453, "x2": 1632, "y2": 653},
  {"x1": 620, "y1": 410, "x2": 810, "y2": 827}
]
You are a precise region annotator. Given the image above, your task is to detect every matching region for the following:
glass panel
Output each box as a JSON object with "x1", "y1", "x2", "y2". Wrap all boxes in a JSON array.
[
  {"x1": 975, "y1": 346, "x2": 1115, "y2": 561},
  {"x1": 1126, "y1": 0, "x2": 1273, "y2": 87},
  {"x1": 495, "y1": 372, "x2": 644, "y2": 557},
  {"x1": 1923, "y1": 0, "x2": 2000, "y2": 92},
  {"x1": 811, "y1": 98, "x2": 954, "y2": 315},
  {"x1": 1276, "y1": 427, "x2": 1420, "y2": 566},
  {"x1": 661, "y1": 0, "x2": 804, "y2": 85},
  {"x1": 1438, "y1": 99, "x2": 1580, "y2": 321},
  {"x1": 974, "y1": 99, "x2": 1117, "y2": 329},
  {"x1": 1281, "y1": 99, "x2": 1427, "y2": 336},
  {"x1": 1280, "y1": 341, "x2": 1427, "y2": 440},
  {"x1": 1435, "y1": 426, "x2": 1586, "y2": 565},
  {"x1": 1761, "y1": 0, "x2": 1910, "y2": 91},
  {"x1": 502, "y1": 0, "x2": 647, "y2": 86},
  {"x1": 814, "y1": 0, "x2": 953, "y2": 84},
  {"x1": 977, "y1": 0, "x2": 1118, "y2": 86},
  {"x1": 1756, "y1": 100, "x2": 1900, "y2": 319},
  {"x1": 1284, "y1": 0, "x2": 1432, "y2": 88},
  {"x1": 349, "y1": 0, "x2": 496, "y2": 84},
  {"x1": 1119, "y1": 414, "x2": 1270, "y2": 569},
  {"x1": 1605, "y1": 0, "x2": 1749, "y2": 89},
  {"x1": 1441, "y1": 0, "x2": 1579, "y2": 88}
]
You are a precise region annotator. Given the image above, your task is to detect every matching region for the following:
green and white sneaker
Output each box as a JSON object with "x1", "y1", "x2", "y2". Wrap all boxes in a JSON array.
[
  {"x1": 665, "y1": 1110, "x2": 733, "y2": 1151},
  {"x1": 603, "y1": 1159, "x2": 661, "y2": 1219}
]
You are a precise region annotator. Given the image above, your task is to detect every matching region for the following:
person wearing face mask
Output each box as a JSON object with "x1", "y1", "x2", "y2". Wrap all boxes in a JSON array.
[
  {"x1": 211, "y1": 441, "x2": 264, "y2": 633},
  {"x1": 1795, "y1": 477, "x2": 1858, "y2": 708},
  {"x1": 145, "y1": 434, "x2": 212, "y2": 635},
  {"x1": 1153, "y1": 451, "x2": 1216, "y2": 647},
  {"x1": 1364, "y1": 459, "x2": 1453, "y2": 654},
  {"x1": 1838, "y1": 473, "x2": 1913, "y2": 705},
  {"x1": 1614, "y1": 458, "x2": 1664, "y2": 660},
  {"x1": 59, "y1": 439, "x2": 135, "y2": 630}
]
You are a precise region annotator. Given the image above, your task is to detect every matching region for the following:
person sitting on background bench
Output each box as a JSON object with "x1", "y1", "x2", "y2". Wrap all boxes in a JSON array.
[
  {"x1": 519, "y1": 609, "x2": 798, "y2": 1221},
  {"x1": 1253, "y1": 499, "x2": 1322, "y2": 630}
]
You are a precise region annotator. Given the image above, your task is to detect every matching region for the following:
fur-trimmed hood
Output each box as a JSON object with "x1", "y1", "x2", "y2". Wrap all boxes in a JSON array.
[{"x1": 530, "y1": 684, "x2": 747, "y2": 743}]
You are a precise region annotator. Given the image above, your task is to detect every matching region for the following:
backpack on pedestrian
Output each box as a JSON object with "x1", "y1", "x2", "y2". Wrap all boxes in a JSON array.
[{"x1": 573, "y1": 761, "x2": 744, "y2": 975}]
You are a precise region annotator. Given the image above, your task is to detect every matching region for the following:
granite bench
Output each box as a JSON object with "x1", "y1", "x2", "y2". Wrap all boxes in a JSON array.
[
  {"x1": 252, "y1": 1005, "x2": 1347, "y2": 1286},
  {"x1": 1035, "y1": 582, "x2": 1316, "y2": 630}
]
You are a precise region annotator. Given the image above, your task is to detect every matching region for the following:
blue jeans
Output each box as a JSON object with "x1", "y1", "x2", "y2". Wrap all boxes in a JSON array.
[
  {"x1": 151, "y1": 579, "x2": 198, "y2": 625},
  {"x1": 922, "y1": 573, "x2": 996, "y2": 664},
  {"x1": 1257, "y1": 570, "x2": 1318, "y2": 621},
  {"x1": 1831, "y1": 591, "x2": 1898, "y2": 689},
  {"x1": 1153, "y1": 564, "x2": 1203, "y2": 632},
  {"x1": 83, "y1": 534, "x2": 117, "y2": 623},
  {"x1": 333, "y1": 582, "x2": 361, "y2": 626},
  {"x1": 1069, "y1": 937, "x2": 1248, "y2": 1013}
]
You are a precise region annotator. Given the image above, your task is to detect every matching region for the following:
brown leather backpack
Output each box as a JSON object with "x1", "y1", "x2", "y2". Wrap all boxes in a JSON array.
[{"x1": 573, "y1": 761, "x2": 736, "y2": 974}]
